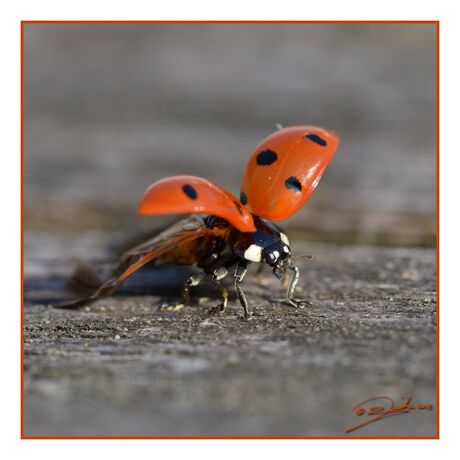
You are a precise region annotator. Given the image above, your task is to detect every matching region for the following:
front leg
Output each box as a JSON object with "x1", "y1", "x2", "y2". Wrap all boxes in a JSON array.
[
  {"x1": 234, "y1": 260, "x2": 250, "y2": 318},
  {"x1": 286, "y1": 263, "x2": 310, "y2": 309}
]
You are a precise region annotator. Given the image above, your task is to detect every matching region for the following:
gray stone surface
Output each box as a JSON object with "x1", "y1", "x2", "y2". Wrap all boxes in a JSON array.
[{"x1": 24, "y1": 236, "x2": 436, "y2": 437}]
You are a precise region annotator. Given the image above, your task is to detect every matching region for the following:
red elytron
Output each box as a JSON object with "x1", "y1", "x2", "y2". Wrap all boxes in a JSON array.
[{"x1": 57, "y1": 125, "x2": 339, "y2": 318}]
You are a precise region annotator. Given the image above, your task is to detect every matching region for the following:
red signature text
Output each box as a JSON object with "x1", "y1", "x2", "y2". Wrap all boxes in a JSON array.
[{"x1": 345, "y1": 396, "x2": 432, "y2": 433}]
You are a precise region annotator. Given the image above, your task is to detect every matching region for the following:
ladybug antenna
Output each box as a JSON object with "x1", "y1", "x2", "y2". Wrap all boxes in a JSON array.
[
  {"x1": 291, "y1": 254, "x2": 314, "y2": 261},
  {"x1": 275, "y1": 123, "x2": 284, "y2": 130}
]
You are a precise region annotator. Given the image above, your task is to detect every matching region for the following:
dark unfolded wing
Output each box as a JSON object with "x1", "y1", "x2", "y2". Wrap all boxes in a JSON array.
[{"x1": 54, "y1": 215, "x2": 216, "y2": 309}]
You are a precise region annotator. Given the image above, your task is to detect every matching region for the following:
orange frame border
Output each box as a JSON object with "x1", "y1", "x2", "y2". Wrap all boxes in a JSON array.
[{"x1": 20, "y1": 20, "x2": 440, "y2": 440}]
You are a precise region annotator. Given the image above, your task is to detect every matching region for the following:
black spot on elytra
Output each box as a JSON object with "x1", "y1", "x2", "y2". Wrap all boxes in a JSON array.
[
  {"x1": 256, "y1": 150, "x2": 278, "y2": 166},
  {"x1": 233, "y1": 200, "x2": 244, "y2": 216},
  {"x1": 240, "y1": 191, "x2": 248, "y2": 205},
  {"x1": 285, "y1": 176, "x2": 302, "y2": 193},
  {"x1": 304, "y1": 133, "x2": 327, "y2": 146},
  {"x1": 182, "y1": 184, "x2": 198, "y2": 200}
]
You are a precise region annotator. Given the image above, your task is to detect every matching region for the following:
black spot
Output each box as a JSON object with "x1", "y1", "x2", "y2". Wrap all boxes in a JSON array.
[
  {"x1": 256, "y1": 150, "x2": 278, "y2": 166},
  {"x1": 233, "y1": 200, "x2": 244, "y2": 216},
  {"x1": 182, "y1": 184, "x2": 198, "y2": 200},
  {"x1": 240, "y1": 191, "x2": 248, "y2": 205},
  {"x1": 285, "y1": 176, "x2": 302, "y2": 193},
  {"x1": 304, "y1": 133, "x2": 327, "y2": 146}
]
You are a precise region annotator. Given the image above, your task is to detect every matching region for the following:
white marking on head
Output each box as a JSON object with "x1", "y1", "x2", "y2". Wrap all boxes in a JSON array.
[
  {"x1": 280, "y1": 233, "x2": 289, "y2": 246},
  {"x1": 244, "y1": 244, "x2": 262, "y2": 262},
  {"x1": 283, "y1": 245, "x2": 290, "y2": 253},
  {"x1": 273, "y1": 250, "x2": 280, "y2": 260}
]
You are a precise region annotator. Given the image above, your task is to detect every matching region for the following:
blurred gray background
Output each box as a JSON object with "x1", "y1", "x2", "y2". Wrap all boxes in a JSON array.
[{"x1": 24, "y1": 23, "x2": 436, "y2": 246}]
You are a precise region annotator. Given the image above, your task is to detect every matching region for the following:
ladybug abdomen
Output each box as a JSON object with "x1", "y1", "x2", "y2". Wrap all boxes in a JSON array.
[{"x1": 157, "y1": 226, "x2": 231, "y2": 265}]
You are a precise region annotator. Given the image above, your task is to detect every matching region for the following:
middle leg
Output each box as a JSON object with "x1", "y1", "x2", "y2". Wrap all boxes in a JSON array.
[{"x1": 234, "y1": 260, "x2": 250, "y2": 318}]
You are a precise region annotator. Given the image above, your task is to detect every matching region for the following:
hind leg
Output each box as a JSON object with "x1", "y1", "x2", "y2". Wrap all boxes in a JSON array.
[
  {"x1": 177, "y1": 267, "x2": 230, "y2": 314},
  {"x1": 207, "y1": 267, "x2": 229, "y2": 314},
  {"x1": 158, "y1": 274, "x2": 206, "y2": 312},
  {"x1": 182, "y1": 274, "x2": 206, "y2": 306}
]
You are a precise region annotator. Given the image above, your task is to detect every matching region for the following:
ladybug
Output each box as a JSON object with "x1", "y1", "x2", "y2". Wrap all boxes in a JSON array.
[{"x1": 57, "y1": 125, "x2": 339, "y2": 318}]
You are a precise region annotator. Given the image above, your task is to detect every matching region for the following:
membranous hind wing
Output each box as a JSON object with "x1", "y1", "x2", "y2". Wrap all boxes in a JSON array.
[{"x1": 55, "y1": 216, "x2": 228, "y2": 309}]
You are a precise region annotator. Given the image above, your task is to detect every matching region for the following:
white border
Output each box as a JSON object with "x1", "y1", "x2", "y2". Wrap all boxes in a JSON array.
[{"x1": 2, "y1": 0, "x2": 458, "y2": 458}]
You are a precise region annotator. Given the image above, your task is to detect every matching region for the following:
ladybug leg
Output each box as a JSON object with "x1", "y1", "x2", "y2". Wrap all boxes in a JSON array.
[
  {"x1": 252, "y1": 263, "x2": 264, "y2": 286},
  {"x1": 182, "y1": 274, "x2": 206, "y2": 306},
  {"x1": 207, "y1": 267, "x2": 229, "y2": 314},
  {"x1": 281, "y1": 271, "x2": 290, "y2": 289},
  {"x1": 255, "y1": 263, "x2": 264, "y2": 276},
  {"x1": 286, "y1": 263, "x2": 310, "y2": 309},
  {"x1": 159, "y1": 274, "x2": 205, "y2": 311},
  {"x1": 234, "y1": 260, "x2": 250, "y2": 319}
]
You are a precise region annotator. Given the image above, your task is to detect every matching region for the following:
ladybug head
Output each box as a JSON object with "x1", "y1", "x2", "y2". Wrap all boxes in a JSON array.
[
  {"x1": 270, "y1": 252, "x2": 294, "y2": 281},
  {"x1": 262, "y1": 241, "x2": 291, "y2": 268}
]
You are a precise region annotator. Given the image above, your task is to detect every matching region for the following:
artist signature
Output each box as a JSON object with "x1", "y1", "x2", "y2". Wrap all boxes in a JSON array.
[{"x1": 345, "y1": 396, "x2": 433, "y2": 433}]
